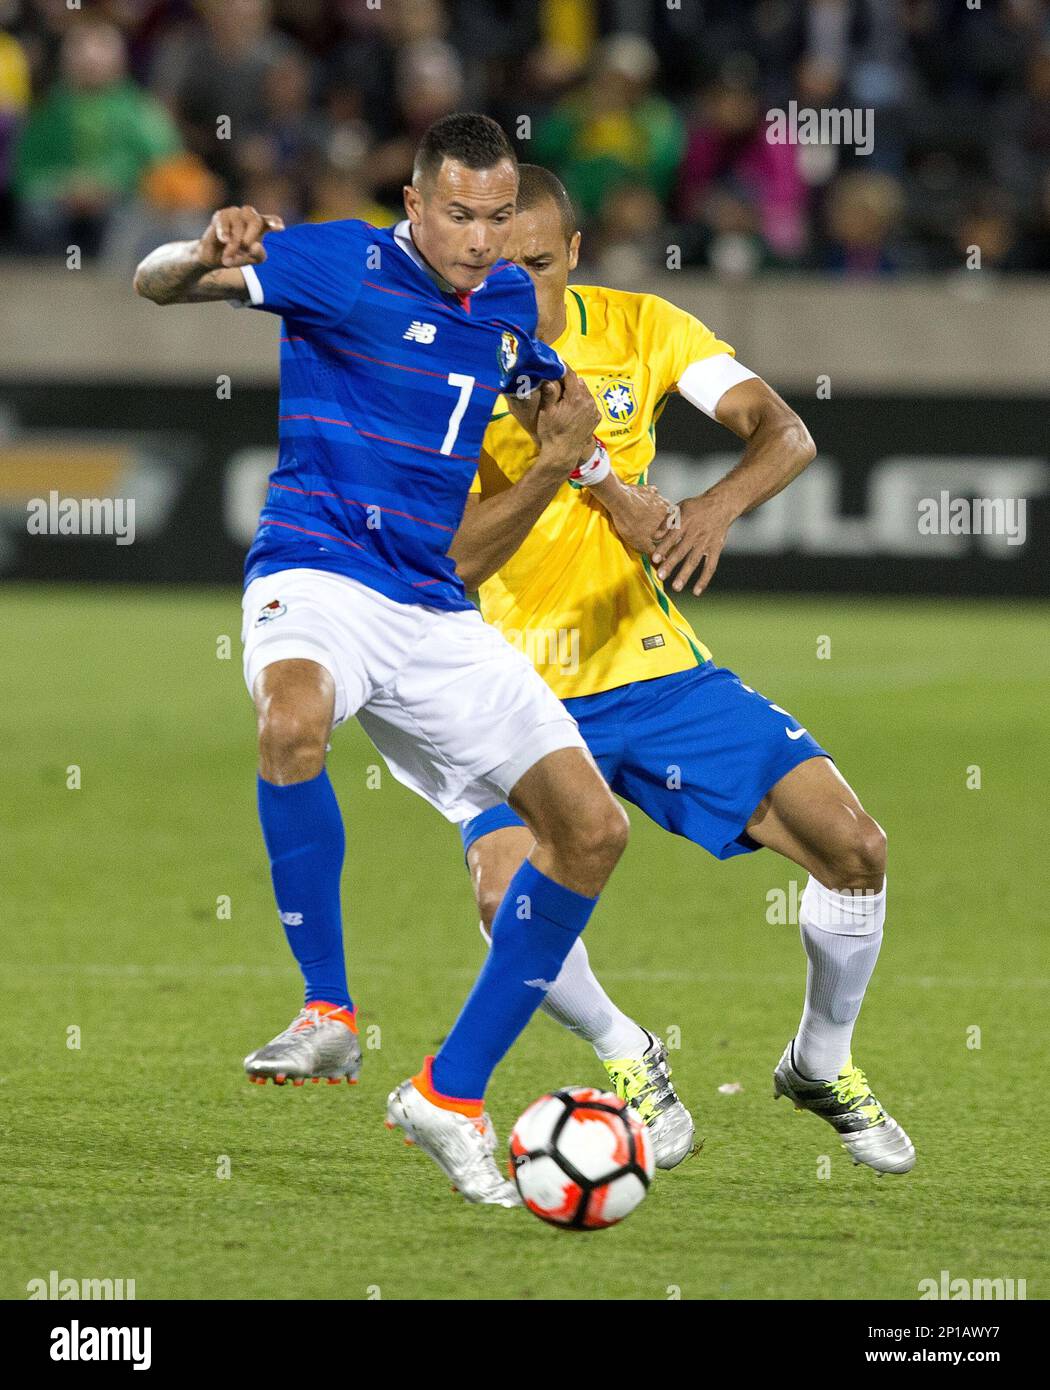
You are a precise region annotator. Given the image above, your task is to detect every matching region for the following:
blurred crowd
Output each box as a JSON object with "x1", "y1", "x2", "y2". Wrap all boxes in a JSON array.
[{"x1": 1, "y1": 0, "x2": 1049, "y2": 278}]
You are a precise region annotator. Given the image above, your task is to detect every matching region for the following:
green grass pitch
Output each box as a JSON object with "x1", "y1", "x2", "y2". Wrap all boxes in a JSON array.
[{"x1": 2, "y1": 585, "x2": 1047, "y2": 1301}]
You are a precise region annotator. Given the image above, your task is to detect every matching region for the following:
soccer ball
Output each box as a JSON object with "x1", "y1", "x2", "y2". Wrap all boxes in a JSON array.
[{"x1": 509, "y1": 1087, "x2": 654, "y2": 1230}]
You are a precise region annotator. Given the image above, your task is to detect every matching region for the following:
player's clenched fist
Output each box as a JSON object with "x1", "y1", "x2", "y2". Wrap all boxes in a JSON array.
[
  {"x1": 198, "y1": 205, "x2": 285, "y2": 269},
  {"x1": 534, "y1": 366, "x2": 601, "y2": 463}
]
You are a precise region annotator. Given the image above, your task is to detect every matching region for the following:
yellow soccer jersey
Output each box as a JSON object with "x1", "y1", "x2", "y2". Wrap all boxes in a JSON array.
[{"x1": 472, "y1": 285, "x2": 733, "y2": 699}]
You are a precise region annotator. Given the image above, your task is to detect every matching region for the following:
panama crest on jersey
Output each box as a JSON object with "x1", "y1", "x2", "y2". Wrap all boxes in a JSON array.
[
  {"x1": 597, "y1": 378, "x2": 638, "y2": 424},
  {"x1": 256, "y1": 598, "x2": 287, "y2": 626},
  {"x1": 498, "y1": 330, "x2": 519, "y2": 384}
]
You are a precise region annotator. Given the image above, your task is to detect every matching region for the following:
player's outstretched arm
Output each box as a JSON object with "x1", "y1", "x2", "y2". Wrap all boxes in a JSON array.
[
  {"x1": 133, "y1": 205, "x2": 285, "y2": 305},
  {"x1": 653, "y1": 377, "x2": 816, "y2": 596}
]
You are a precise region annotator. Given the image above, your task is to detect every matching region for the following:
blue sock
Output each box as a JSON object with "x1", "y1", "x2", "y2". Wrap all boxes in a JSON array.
[
  {"x1": 256, "y1": 771, "x2": 352, "y2": 1011},
  {"x1": 430, "y1": 860, "x2": 597, "y2": 1100}
]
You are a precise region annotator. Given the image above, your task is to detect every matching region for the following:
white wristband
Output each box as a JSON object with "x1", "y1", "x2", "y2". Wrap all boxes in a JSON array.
[{"x1": 570, "y1": 437, "x2": 611, "y2": 486}]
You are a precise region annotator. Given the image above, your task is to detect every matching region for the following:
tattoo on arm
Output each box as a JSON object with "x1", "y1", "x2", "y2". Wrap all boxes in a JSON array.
[{"x1": 133, "y1": 241, "x2": 246, "y2": 305}]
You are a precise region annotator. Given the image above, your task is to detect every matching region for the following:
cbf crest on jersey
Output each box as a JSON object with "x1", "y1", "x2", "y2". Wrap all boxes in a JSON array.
[
  {"x1": 598, "y1": 378, "x2": 638, "y2": 424},
  {"x1": 498, "y1": 330, "x2": 519, "y2": 384}
]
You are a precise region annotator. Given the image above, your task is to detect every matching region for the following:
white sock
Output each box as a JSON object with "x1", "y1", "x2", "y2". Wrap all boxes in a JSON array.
[
  {"x1": 477, "y1": 921, "x2": 648, "y2": 1061},
  {"x1": 794, "y1": 875, "x2": 886, "y2": 1081}
]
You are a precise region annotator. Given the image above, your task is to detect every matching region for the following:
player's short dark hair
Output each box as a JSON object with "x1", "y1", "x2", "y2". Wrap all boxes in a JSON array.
[
  {"x1": 516, "y1": 164, "x2": 578, "y2": 246},
  {"x1": 413, "y1": 113, "x2": 517, "y2": 188}
]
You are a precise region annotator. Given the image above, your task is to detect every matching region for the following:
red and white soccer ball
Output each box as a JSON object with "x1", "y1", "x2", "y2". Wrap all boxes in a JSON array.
[{"x1": 509, "y1": 1087, "x2": 654, "y2": 1230}]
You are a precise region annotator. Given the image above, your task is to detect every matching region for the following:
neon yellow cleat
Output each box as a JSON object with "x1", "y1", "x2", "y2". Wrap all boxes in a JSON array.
[
  {"x1": 604, "y1": 1032, "x2": 696, "y2": 1170},
  {"x1": 773, "y1": 1042, "x2": 916, "y2": 1174}
]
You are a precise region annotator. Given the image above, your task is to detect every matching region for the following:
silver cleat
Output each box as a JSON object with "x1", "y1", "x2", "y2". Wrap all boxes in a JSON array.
[
  {"x1": 773, "y1": 1041, "x2": 915, "y2": 1174},
  {"x1": 604, "y1": 1032, "x2": 697, "y2": 1169},
  {"x1": 244, "y1": 1005, "x2": 361, "y2": 1086},
  {"x1": 385, "y1": 1078, "x2": 521, "y2": 1207}
]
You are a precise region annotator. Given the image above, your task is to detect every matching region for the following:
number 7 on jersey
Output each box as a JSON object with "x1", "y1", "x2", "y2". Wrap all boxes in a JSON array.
[{"x1": 441, "y1": 373, "x2": 475, "y2": 455}]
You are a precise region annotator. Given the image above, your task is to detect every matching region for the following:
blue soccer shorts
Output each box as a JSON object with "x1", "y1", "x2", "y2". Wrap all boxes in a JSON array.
[{"x1": 459, "y1": 662, "x2": 829, "y2": 860}]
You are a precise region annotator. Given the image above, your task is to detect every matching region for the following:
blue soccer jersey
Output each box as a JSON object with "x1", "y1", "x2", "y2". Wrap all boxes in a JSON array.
[{"x1": 241, "y1": 218, "x2": 565, "y2": 610}]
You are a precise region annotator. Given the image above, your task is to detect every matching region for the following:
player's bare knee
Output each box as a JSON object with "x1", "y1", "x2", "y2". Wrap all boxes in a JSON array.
[
  {"x1": 476, "y1": 889, "x2": 503, "y2": 935},
  {"x1": 823, "y1": 814, "x2": 886, "y2": 890},
  {"x1": 258, "y1": 706, "x2": 328, "y2": 782},
  {"x1": 605, "y1": 799, "x2": 631, "y2": 860},
  {"x1": 856, "y1": 816, "x2": 888, "y2": 880},
  {"x1": 563, "y1": 796, "x2": 629, "y2": 876},
  {"x1": 468, "y1": 837, "x2": 524, "y2": 935}
]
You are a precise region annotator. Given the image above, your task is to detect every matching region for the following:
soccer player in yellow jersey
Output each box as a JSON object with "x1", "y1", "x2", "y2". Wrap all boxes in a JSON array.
[{"x1": 449, "y1": 166, "x2": 915, "y2": 1176}]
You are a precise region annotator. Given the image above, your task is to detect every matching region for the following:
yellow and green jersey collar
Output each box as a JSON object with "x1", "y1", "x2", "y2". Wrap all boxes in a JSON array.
[{"x1": 551, "y1": 287, "x2": 589, "y2": 352}]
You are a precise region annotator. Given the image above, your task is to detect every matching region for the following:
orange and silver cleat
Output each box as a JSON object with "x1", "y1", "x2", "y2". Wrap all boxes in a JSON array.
[{"x1": 244, "y1": 1003, "x2": 361, "y2": 1085}]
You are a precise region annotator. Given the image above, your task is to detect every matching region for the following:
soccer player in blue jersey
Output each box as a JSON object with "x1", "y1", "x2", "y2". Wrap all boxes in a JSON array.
[{"x1": 134, "y1": 114, "x2": 634, "y2": 1206}]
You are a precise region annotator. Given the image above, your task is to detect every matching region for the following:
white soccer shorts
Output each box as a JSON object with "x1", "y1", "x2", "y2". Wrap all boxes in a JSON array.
[{"x1": 241, "y1": 567, "x2": 585, "y2": 821}]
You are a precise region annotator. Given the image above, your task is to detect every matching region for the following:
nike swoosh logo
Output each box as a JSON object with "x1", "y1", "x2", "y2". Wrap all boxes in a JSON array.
[{"x1": 785, "y1": 727, "x2": 808, "y2": 740}]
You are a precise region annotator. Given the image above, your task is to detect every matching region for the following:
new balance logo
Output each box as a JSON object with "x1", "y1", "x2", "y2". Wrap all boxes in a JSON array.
[
  {"x1": 403, "y1": 321, "x2": 437, "y2": 343},
  {"x1": 279, "y1": 911, "x2": 303, "y2": 926}
]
